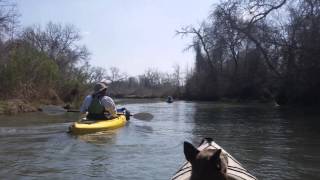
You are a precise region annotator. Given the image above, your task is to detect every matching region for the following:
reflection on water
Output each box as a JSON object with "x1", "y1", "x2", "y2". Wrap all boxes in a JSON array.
[
  {"x1": 0, "y1": 100, "x2": 319, "y2": 179},
  {"x1": 73, "y1": 130, "x2": 119, "y2": 145}
]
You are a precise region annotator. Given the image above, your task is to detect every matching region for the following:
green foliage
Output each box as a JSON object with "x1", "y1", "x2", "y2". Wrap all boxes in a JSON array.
[
  {"x1": 13, "y1": 43, "x2": 59, "y2": 84},
  {"x1": 0, "y1": 21, "x2": 92, "y2": 105},
  {"x1": 0, "y1": 42, "x2": 59, "y2": 99}
]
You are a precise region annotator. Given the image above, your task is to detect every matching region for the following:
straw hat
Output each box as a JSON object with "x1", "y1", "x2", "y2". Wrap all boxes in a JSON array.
[
  {"x1": 100, "y1": 79, "x2": 112, "y2": 86},
  {"x1": 93, "y1": 82, "x2": 107, "y2": 93}
]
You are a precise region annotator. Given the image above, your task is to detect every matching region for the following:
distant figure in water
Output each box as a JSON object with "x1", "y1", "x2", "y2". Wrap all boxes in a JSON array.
[{"x1": 167, "y1": 96, "x2": 173, "y2": 103}]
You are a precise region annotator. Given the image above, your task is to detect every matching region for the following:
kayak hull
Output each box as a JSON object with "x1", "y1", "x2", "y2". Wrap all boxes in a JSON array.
[
  {"x1": 171, "y1": 138, "x2": 257, "y2": 180},
  {"x1": 69, "y1": 115, "x2": 127, "y2": 134}
]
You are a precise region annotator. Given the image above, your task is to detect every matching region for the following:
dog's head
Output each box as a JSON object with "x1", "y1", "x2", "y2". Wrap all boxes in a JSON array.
[{"x1": 184, "y1": 141, "x2": 227, "y2": 180}]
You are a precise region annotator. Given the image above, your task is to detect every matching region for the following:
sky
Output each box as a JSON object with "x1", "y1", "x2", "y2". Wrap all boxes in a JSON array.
[{"x1": 16, "y1": 0, "x2": 216, "y2": 76}]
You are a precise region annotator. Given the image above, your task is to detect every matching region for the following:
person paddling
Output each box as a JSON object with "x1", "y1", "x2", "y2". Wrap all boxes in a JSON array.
[{"x1": 80, "y1": 82, "x2": 117, "y2": 120}]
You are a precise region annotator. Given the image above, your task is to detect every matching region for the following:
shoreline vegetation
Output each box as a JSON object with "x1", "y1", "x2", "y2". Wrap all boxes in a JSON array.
[
  {"x1": 1, "y1": 1, "x2": 320, "y2": 115},
  {"x1": 0, "y1": 97, "x2": 278, "y2": 115}
]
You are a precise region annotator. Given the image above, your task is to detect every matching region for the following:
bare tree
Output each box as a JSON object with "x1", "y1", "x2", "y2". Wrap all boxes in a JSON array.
[
  {"x1": 176, "y1": 25, "x2": 215, "y2": 72},
  {"x1": 88, "y1": 66, "x2": 108, "y2": 84},
  {"x1": 215, "y1": 0, "x2": 288, "y2": 77},
  {"x1": 107, "y1": 67, "x2": 127, "y2": 83},
  {"x1": 172, "y1": 64, "x2": 182, "y2": 87},
  {"x1": 0, "y1": 0, "x2": 19, "y2": 40},
  {"x1": 20, "y1": 22, "x2": 90, "y2": 73}
]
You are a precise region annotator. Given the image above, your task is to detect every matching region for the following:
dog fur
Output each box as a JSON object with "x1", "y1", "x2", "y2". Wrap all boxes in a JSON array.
[{"x1": 184, "y1": 141, "x2": 228, "y2": 180}]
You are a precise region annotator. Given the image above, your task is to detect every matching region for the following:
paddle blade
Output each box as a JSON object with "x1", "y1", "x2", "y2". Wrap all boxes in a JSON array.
[
  {"x1": 132, "y1": 113, "x2": 153, "y2": 121},
  {"x1": 40, "y1": 105, "x2": 80, "y2": 115},
  {"x1": 40, "y1": 105, "x2": 67, "y2": 115}
]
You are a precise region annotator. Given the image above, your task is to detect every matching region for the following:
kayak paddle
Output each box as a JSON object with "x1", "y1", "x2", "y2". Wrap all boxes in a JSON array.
[{"x1": 40, "y1": 105, "x2": 153, "y2": 121}]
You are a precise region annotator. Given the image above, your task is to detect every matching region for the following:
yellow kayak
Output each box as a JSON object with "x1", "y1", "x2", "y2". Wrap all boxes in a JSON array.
[{"x1": 69, "y1": 115, "x2": 127, "y2": 134}]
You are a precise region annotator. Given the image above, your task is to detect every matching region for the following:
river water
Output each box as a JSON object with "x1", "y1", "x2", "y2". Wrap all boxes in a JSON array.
[{"x1": 0, "y1": 100, "x2": 319, "y2": 180}]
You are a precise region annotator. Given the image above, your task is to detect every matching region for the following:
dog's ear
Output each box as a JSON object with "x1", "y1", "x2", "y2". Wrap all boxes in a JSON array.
[
  {"x1": 215, "y1": 149, "x2": 222, "y2": 156},
  {"x1": 184, "y1": 141, "x2": 199, "y2": 163},
  {"x1": 211, "y1": 149, "x2": 222, "y2": 160},
  {"x1": 210, "y1": 149, "x2": 222, "y2": 169}
]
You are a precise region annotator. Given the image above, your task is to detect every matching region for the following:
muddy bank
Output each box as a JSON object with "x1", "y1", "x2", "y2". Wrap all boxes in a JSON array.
[{"x1": 0, "y1": 99, "x2": 39, "y2": 115}]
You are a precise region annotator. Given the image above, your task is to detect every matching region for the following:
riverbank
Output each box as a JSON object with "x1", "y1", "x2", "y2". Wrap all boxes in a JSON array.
[
  {"x1": 0, "y1": 97, "x2": 160, "y2": 115},
  {"x1": 0, "y1": 98, "x2": 68, "y2": 115},
  {"x1": 0, "y1": 99, "x2": 39, "y2": 115},
  {"x1": 0, "y1": 96, "x2": 163, "y2": 115},
  {"x1": 0, "y1": 96, "x2": 275, "y2": 115},
  {"x1": 2, "y1": 94, "x2": 312, "y2": 116}
]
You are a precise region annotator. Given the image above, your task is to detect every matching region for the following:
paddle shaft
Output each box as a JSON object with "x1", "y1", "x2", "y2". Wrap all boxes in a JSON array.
[
  {"x1": 41, "y1": 105, "x2": 153, "y2": 121},
  {"x1": 66, "y1": 109, "x2": 131, "y2": 115},
  {"x1": 66, "y1": 109, "x2": 80, "y2": 112},
  {"x1": 65, "y1": 110, "x2": 153, "y2": 120}
]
